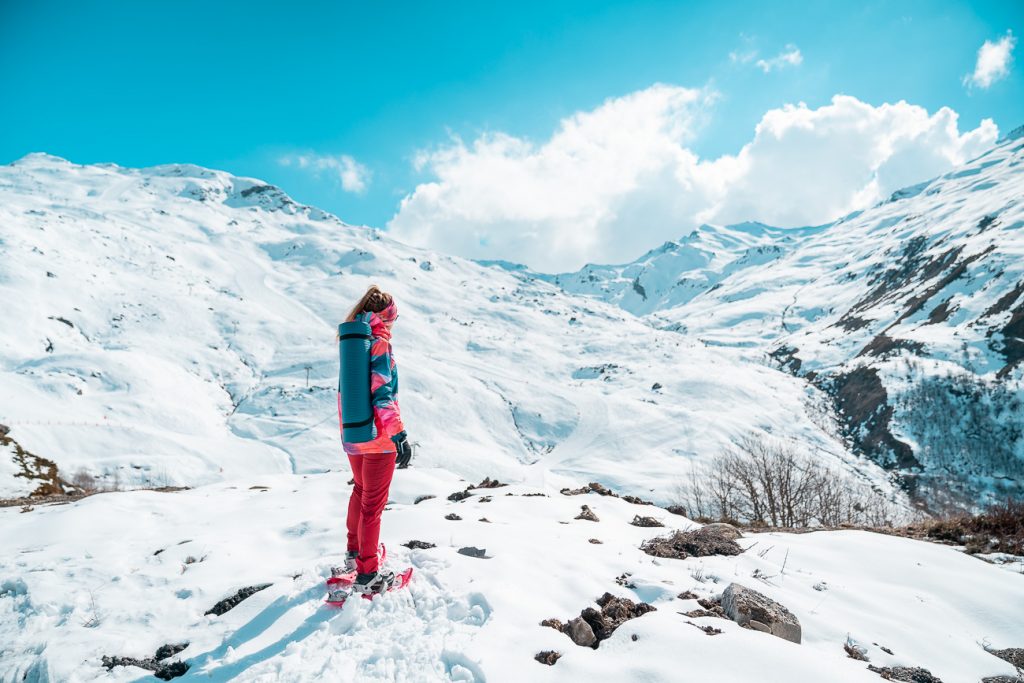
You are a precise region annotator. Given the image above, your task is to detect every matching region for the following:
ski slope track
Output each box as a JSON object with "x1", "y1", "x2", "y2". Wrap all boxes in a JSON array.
[{"x1": 0, "y1": 147, "x2": 1022, "y2": 681}]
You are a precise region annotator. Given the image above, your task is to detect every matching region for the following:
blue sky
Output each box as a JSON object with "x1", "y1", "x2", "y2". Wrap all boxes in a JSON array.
[{"x1": 2, "y1": 0, "x2": 1021, "y2": 269}]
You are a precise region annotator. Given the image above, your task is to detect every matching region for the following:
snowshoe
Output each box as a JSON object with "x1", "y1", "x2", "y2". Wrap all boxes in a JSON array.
[
  {"x1": 323, "y1": 567, "x2": 412, "y2": 607},
  {"x1": 327, "y1": 543, "x2": 386, "y2": 586}
]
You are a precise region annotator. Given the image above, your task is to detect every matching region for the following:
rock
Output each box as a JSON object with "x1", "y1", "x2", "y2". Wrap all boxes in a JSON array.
[
  {"x1": 697, "y1": 596, "x2": 720, "y2": 610},
  {"x1": 0, "y1": 424, "x2": 9, "y2": 436},
  {"x1": 989, "y1": 649, "x2": 1024, "y2": 669},
  {"x1": 845, "y1": 641, "x2": 869, "y2": 661},
  {"x1": 413, "y1": 495, "x2": 435, "y2": 504},
  {"x1": 700, "y1": 522, "x2": 742, "y2": 540},
  {"x1": 402, "y1": 540, "x2": 436, "y2": 549},
  {"x1": 981, "y1": 677, "x2": 1023, "y2": 683},
  {"x1": 721, "y1": 583, "x2": 801, "y2": 644},
  {"x1": 677, "y1": 590, "x2": 698, "y2": 600},
  {"x1": 558, "y1": 592, "x2": 656, "y2": 649},
  {"x1": 448, "y1": 489, "x2": 472, "y2": 502},
  {"x1": 747, "y1": 620, "x2": 772, "y2": 634},
  {"x1": 588, "y1": 538, "x2": 603, "y2": 544},
  {"x1": 640, "y1": 525, "x2": 744, "y2": 559},
  {"x1": 665, "y1": 504, "x2": 687, "y2": 516},
  {"x1": 867, "y1": 665, "x2": 943, "y2": 682},
  {"x1": 622, "y1": 494, "x2": 655, "y2": 505},
  {"x1": 534, "y1": 650, "x2": 562, "y2": 666},
  {"x1": 154, "y1": 662, "x2": 190, "y2": 681},
  {"x1": 630, "y1": 515, "x2": 664, "y2": 527},
  {"x1": 560, "y1": 481, "x2": 616, "y2": 497},
  {"x1": 102, "y1": 643, "x2": 191, "y2": 680},
  {"x1": 205, "y1": 584, "x2": 271, "y2": 617},
  {"x1": 567, "y1": 616, "x2": 597, "y2": 647},
  {"x1": 540, "y1": 618, "x2": 564, "y2": 631},
  {"x1": 474, "y1": 477, "x2": 506, "y2": 489},
  {"x1": 154, "y1": 643, "x2": 188, "y2": 661},
  {"x1": 575, "y1": 505, "x2": 599, "y2": 522},
  {"x1": 684, "y1": 608, "x2": 727, "y2": 619},
  {"x1": 457, "y1": 546, "x2": 488, "y2": 558},
  {"x1": 444, "y1": 513, "x2": 462, "y2": 521}
]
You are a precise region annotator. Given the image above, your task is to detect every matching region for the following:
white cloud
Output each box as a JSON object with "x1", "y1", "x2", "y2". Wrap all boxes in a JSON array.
[
  {"x1": 389, "y1": 88, "x2": 998, "y2": 272},
  {"x1": 729, "y1": 49, "x2": 757, "y2": 65},
  {"x1": 279, "y1": 152, "x2": 370, "y2": 194},
  {"x1": 963, "y1": 31, "x2": 1016, "y2": 89},
  {"x1": 756, "y1": 45, "x2": 803, "y2": 73}
]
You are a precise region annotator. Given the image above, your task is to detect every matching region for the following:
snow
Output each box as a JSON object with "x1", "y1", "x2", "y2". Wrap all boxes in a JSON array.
[
  {"x1": 545, "y1": 133, "x2": 1024, "y2": 506},
  {"x1": 1, "y1": 147, "x2": 1022, "y2": 681},
  {"x1": 0, "y1": 152, "x2": 887, "y2": 499},
  {"x1": 2, "y1": 472, "x2": 1022, "y2": 682}
]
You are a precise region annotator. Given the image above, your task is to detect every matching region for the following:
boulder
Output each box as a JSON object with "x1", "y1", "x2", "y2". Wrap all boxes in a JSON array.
[
  {"x1": 567, "y1": 616, "x2": 597, "y2": 647},
  {"x1": 630, "y1": 515, "x2": 664, "y2": 527},
  {"x1": 575, "y1": 505, "x2": 599, "y2": 522},
  {"x1": 721, "y1": 583, "x2": 801, "y2": 644}
]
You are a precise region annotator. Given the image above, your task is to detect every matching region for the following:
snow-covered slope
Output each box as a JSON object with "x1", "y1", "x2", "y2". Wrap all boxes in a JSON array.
[
  {"x1": 0, "y1": 153, "x2": 876, "y2": 501},
  {"x1": 1, "y1": 154, "x2": 1022, "y2": 683},
  {"x1": 542, "y1": 222, "x2": 825, "y2": 319},
  {"x1": 3, "y1": 472, "x2": 1023, "y2": 683},
  {"x1": 542, "y1": 130, "x2": 1024, "y2": 509}
]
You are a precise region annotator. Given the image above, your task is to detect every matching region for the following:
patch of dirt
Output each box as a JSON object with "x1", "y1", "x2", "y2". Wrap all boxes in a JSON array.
[
  {"x1": 857, "y1": 334, "x2": 925, "y2": 358},
  {"x1": 640, "y1": 526, "x2": 744, "y2": 559},
  {"x1": 867, "y1": 665, "x2": 942, "y2": 682},
  {"x1": 1, "y1": 430, "x2": 67, "y2": 497}
]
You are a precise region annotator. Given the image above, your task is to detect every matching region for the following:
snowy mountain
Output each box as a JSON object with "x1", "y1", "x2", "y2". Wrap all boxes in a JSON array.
[
  {"x1": 0, "y1": 153, "x2": 889, "y2": 502},
  {"x1": 542, "y1": 221, "x2": 826, "y2": 318},
  {"x1": 539, "y1": 128, "x2": 1024, "y2": 510},
  {"x1": 1, "y1": 151, "x2": 1022, "y2": 682}
]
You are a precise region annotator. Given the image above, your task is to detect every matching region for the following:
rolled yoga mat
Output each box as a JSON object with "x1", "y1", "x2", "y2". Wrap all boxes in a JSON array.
[{"x1": 338, "y1": 320, "x2": 376, "y2": 443}]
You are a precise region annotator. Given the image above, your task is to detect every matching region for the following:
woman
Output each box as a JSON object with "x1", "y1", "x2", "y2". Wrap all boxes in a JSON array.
[{"x1": 335, "y1": 285, "x2": 413, "y2": 595}]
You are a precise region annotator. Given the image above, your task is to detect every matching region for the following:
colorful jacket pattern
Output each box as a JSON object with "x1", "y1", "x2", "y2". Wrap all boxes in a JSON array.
[{"x1": 339, "y1": 302, "x2": 404, "y2": 455}]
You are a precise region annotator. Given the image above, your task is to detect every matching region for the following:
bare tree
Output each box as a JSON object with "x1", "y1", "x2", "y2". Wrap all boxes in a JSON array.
[{"x1": 678, "y1": 434, "x2": 904, "y2": 528}]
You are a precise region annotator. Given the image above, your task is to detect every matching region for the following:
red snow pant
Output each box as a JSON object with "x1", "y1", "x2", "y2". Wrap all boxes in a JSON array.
[{"x1": 346, "y1": 453, "x2": 396, "y2": 575}]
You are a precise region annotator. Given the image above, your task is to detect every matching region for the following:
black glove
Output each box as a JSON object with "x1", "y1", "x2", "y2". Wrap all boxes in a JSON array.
[{"x1": 392, "y1": 431, "x2": 413, "y2": 469}]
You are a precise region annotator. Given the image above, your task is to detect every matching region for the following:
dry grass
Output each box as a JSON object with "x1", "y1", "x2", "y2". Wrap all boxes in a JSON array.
[{"x1": 908, "y1": 499, "x2": 1024, "y2": 555}]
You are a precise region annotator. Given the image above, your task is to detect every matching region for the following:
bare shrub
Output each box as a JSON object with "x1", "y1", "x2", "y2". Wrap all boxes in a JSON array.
[
  {"x1": 71, "y1": 468, "x2": 97, "y2": 493},
  {"x1": 915, "y1": 498, "x2": 1024, "y2": 555},
  {"x1": 679, "y1": 434, "x2": 903, "y2": 528}
]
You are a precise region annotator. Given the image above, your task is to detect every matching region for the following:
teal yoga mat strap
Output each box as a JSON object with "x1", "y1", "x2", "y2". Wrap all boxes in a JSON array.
[{"x1": 338, "y1": 320, "x2": 377, "y2": 443}]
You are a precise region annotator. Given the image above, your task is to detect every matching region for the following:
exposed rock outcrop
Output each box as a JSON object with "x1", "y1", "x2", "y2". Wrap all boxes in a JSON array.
[{"x1": 721, "y1": 583, "x2": 801, "y2": 644}]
